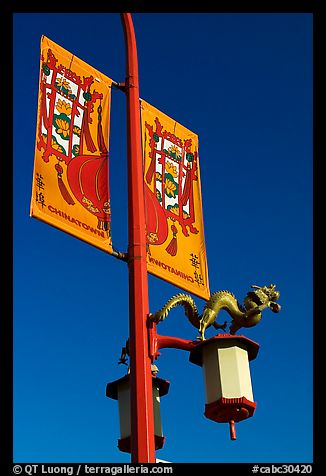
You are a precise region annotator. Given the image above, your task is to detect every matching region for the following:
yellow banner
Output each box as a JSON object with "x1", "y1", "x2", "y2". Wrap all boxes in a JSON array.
[
  {"x1": 30, "y1": 36, "x2": 113, "y2": 253},
  {"x1": 141, "y1": 100, "x2": 210, "y2": 300}
]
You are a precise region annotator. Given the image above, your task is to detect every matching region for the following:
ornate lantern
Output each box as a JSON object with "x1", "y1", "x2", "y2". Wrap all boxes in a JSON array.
[
  {"x1": 106, "y1": 372, "x2": 170, "y2": 453},
  {"x1": 189, "y1": 334, "x2": 259, "y2": 440}
]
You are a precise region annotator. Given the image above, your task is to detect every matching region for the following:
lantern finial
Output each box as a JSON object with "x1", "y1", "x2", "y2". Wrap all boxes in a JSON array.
[{"x1": 229, "y1": 420, "x2": 236, "y2": 440}]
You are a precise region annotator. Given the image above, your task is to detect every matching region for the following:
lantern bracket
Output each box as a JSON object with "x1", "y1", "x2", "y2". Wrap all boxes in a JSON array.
[{"x1": 112, "y1": 81, "x2": 127, "y2": 92}]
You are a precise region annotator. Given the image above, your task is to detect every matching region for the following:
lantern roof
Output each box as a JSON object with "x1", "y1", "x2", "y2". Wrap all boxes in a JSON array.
[
  {"x1": 106, "y1": 374, "x2": 170, "y2": 400},
  {"x1": 189, "y1": 334, "x2": 260, "y2": 367}
]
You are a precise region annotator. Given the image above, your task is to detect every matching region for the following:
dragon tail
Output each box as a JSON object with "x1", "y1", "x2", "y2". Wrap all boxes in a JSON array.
[{"x1": 149, "y1": 293, "x2": 200, "y2": 329}]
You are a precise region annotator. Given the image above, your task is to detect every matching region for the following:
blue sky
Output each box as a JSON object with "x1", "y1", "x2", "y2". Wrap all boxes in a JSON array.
[{"x1": 13, "y1": 13, "x2": 313, "y2": 464}]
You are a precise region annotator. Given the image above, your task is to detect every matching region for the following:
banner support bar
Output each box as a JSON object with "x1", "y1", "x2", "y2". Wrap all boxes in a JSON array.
[{"x1": 111, "y1": 249, "x2": 128, "y2": 262}]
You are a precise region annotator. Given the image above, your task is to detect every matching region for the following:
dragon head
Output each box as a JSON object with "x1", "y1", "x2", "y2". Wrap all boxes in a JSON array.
[
  {"x1": 250, "y1": 284, "x2": 281, "y2": 313},
  {"x1": 265, "y1": 284, "x2": 280, "y2": 302}
]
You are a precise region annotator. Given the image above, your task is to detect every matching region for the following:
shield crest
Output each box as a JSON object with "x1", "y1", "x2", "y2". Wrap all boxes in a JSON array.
[{"x1": 144, "y1": 115, "x2": 199, "y2": 257}]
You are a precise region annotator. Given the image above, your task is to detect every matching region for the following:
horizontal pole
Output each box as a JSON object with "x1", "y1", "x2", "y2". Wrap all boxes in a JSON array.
[
  {"x1": 157, "y1": 334, "x2": 198, "y2": 351},
  {"x1": 111, "y1": 249, "x2": 128, "y2": 262},
  {"x1": 149, "y1": 327, "x2": 199, "y2": 358}
]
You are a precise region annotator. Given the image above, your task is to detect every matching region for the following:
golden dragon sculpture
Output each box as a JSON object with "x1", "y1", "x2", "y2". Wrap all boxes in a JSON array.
[{"x1": 149, "y1": 284, "x2": 281, "y2": 340}]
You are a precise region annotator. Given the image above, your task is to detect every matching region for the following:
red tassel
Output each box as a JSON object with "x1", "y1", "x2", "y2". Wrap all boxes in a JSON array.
[
  {"x1": 40, "y1": 82, "x2": 50, "y2": 129},
  {"x1": 82, "y1": 106, "x2": 97, "y2": 153},
  {"x1": 57, "y1": 176, "x2": 75, "y2": 205},
  {"x1": 145, "y1": 154, "x2": 156, "y2": 185},
  {"x1": 165, "y1": 236, "x2": 177, "y2": 256},
  {"x1": 97, "y1": 218, "x2": 110, "y2": 231},
  {"x1": 181, "y1": 164, "x2": 191, "y2": 205},
  {"x1": 165, "y1": 223, "x2": 178, "y2": 256},
  {"x1": 97, "y1": 105, "x2": 108, "y2": 154}
]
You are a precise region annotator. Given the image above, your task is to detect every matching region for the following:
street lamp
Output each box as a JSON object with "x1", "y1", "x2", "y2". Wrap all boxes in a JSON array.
[
  {"x1": 106, "y1": 368, "x2": 170, "y2": 453},
  {"x1": 189, "y1": 334, "x2": 259, "y2": 440}
]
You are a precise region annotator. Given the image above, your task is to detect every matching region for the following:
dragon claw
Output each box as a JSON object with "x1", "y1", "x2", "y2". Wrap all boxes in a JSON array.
[{"x1": 213, "y1": 320, "x2": 228, "y2": 331}]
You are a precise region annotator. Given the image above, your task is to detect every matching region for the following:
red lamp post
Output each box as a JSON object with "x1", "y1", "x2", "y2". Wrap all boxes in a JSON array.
[{"x1": 120, "y1": 13, "x2": 156, "y2": 463}]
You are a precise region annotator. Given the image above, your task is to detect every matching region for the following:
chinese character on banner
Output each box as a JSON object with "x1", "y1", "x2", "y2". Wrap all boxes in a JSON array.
[
  {"x1": 140, "y1": 99, "x2": 210, "y2": 300},
  {"x1": 30, "y1": 35, "x2": 114, "y2": 254}
]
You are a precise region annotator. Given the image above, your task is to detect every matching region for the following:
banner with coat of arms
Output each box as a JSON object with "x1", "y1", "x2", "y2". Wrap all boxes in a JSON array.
[
  {"x1": 141, "y1": 99, "x2": 210, "y2": 300},
  {"x1": 30, "y1": 35, "x2": 114, "y2": 254}
]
